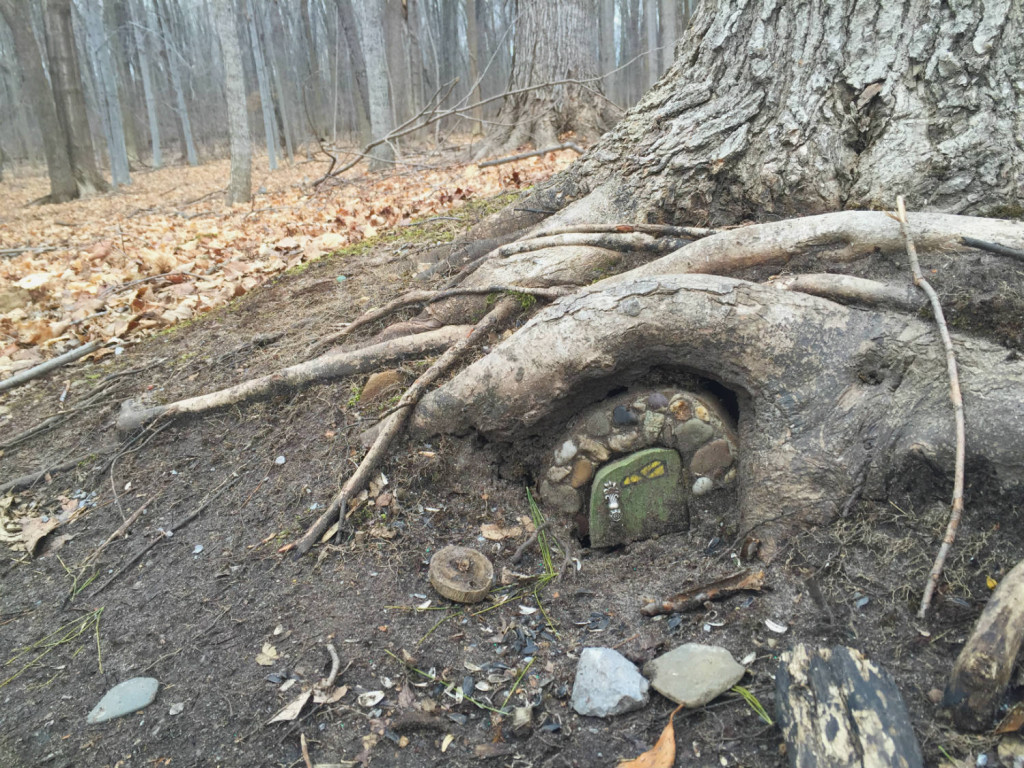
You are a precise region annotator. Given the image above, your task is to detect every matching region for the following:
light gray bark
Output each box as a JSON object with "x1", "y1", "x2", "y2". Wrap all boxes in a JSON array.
[
  {"x1": 482, "y1": 0, "x2": 611, "y2": 157},
  {"x1": 156, "y1": 0, "x2": 197, "y2": 165},
  {"x1": 0, "y1": 0, "x2": 77, "y2": 200},
  {"x1": 571, "y1": 0, "x2": 1024, "y2": 224},
  {"x1": 246, "y1": 0, "x2": 277, "y2": 170},
  {"x1": 130, "y1": 0, "x2": 162, "y2": 167},
  {"x1": 351, "y1": 0, "x2": 394, "y2": 170},
  {"x1": 212, "y1": 0, "x2": 250, "y2": 204},
  {"x1": 81, "y1": 0, "x2": 130, "y2": 187}
]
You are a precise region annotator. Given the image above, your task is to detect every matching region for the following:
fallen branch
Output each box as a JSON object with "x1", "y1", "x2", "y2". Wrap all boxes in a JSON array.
[
  {"x1": 294, "y1": 298, "x2": 520, "y2": 557},
  {"x1": 81, "y1": 491, "x2": 163, "y2": 567},
  {"x1": 0, "y1": 341, "x2": 101, "y2": 395},
  {"x1": 496, "y1": 232, "x2": 686, "y2": 259},
  {"x1": 88, "y1": 469, "x2": 244, "y2": 597},
  {"x1": 897, "y1": 197, "x2": 967, "y2": 621},
  {"x1": 943, "y1": 556, "x2": 1024, "y2": 730},
  {"x1": 117, "y1": 325, "x2": 472, "y2": 433},
  {"x1": 773, "y1": 273, "x2": 924, "y2": 311},
  {"x1": 529, "y1": 223, "x2": 719, "y2": 240},
  {"x1": 310, "y1": 284, "x2": 572, "y2": 352},
  {"x1": 640, "y1": 569, "x2": 766, "y2": 616},
  {"x1": 0, "y1": 244, "x2": 60, "y2": 259},
  {"x1": 0, "y1": 448, "x2": 115, "y2": 496},
  {"x1": 961, "y1": 236, "x2": 1024, "y2": 262},
  {"x1": 477, "y1": 142, "x2": 584, "y2": 168}
]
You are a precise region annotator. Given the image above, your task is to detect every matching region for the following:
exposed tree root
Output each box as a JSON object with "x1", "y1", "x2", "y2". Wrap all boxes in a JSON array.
[
  {"x1": 409, "y1": 273, "x2": 1024, "y2": 552},
  {"x1": 773, "y1": 273, "x2": 924, "y2": 311},
  {"x1": 293, "y1": 298, "x2": 521, "y2": 557},
  {"x1": 117, "y1": 325, "x2": 471, "y2": 433},
  {"x1": 309, "y1": 284, "x2": 573, "y2": 354}
]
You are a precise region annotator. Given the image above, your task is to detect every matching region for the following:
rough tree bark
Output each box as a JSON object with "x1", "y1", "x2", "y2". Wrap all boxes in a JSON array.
[
  {"x1": 0, "y1": 0, "x2": 78, "y2": 202},
  {"x1": 480, "y1": 0, "x2": 616, "y2": 157},
  {"x1": 117, "y1": 0, "x2": 1024, "y2": 561},
  {"x1": 212, "y1": 0, "x2": 251, "y2": 204}
]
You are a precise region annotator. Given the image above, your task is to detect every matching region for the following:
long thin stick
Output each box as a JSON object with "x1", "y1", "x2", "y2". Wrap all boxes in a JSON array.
[
  {"x1": 294, "y1": 299, "x2": 520, "y2": 556},
  {"x1": 896, "y1": 197, "x2": 967, "y2": 619},
  {"x1": 0, "y1": 341, "x2": 100, "y2": 394},
  {"x1": 310, "y1": 284, "x2": 571, "y2": 352}
]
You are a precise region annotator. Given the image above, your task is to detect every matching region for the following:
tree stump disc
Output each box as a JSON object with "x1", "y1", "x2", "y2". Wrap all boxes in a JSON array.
[{"x1": 428, "y1": 546, "x2": 494, "y2": 604}]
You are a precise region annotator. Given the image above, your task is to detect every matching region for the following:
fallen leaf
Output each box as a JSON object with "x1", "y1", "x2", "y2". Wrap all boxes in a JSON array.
[
  {"x1": 398, "y1": 681, "x2": 415, "y2": 709},
  {"x1": 255, "y1": 642, "x2": 279, "y2": 666},
  {"x1": 618, "y1": 703, "x2": 683, "y2": 767},
  {"x1": 480, "y1": 523, "x2": 523, "y2": 541},
  {"x1": 313, "y1": 684, "x2": 348, "y2": 704},
  {"x1": 267, "y1": 690, "x2": 312, "y2": 723},
  {"x1": 18, "y1": 516, "x2": 61, "y2": 556},
  {"x1": 441, "y1": 734, "x2": 454, "y2": 753}
]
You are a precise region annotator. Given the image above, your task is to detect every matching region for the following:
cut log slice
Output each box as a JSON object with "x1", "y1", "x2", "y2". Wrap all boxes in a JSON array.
[{"x1": 428, "y1": 546, "x2": 495, "y2": 604}]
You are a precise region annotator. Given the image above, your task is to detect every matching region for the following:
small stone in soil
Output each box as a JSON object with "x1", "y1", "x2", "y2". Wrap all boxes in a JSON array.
[
  {"x1": 447, "y1": 713, "x2": 468, "y2": 725},
  {"x1": 647, "y1": 392, "x2": 670, "y2": 410},
  {"x1": 643, "y1": 643, "x2": 746, "y2": 707},
  {"x1": 613, "y1": 405, "x2": 639, "y2": 426},
  {"x1": 571, "y1": 647, "x2": 650, "y2": 717},
  {"x1": 86, "y1": 677, "x2": 160, "y2": 724}
]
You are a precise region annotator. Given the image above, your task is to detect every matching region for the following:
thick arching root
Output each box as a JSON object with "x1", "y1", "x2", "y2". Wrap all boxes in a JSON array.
[{"x1": 409, "y1": 273, "x2": 1024, "y2": 547}]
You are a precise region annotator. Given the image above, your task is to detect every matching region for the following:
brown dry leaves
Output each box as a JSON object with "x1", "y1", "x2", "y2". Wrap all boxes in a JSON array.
[
  {"x1": 618, "y1": 704, "x2": 683, "y2": 767},
  {"x1": 0, "y1": 148, "x2": 574, "y2": 376}
]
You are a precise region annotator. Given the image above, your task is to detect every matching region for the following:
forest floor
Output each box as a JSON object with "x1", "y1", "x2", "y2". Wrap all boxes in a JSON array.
[{"x1": 0, "y1": 151, "x2": 1019, "y2": 768}]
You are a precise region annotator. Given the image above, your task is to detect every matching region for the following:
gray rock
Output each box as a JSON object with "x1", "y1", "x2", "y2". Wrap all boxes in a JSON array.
[
  {"x1": 647, "y1": 392, "x2": 670, "y2": 410},
  {"x1": 613, "y1": 405, "x2": 638, "y2": 426},
  {"x1": 607, "y1": 432, "x2": 640, "y2": 454},
  {"x1": 546, "y1": 465, "x2": 572, "y2": 483},
  {"x1": 572, "y1": 647, "x2": 649, "y2": 717},
  {"x1": 643, "y1": 644, "x2": 745, "y2": 707},
  {"x1": 585, "y1": 411, "x2": 612, "y2": 437},
  {"x1": 672, "y1": 418, "x2": 715, "y2": 455},
  {"x1": 538, "y1": 479, "x2": 581, "y2": 516},
  {"x1": 642, "y1": 411, "x2": 666, "y2": 442},
  {"x1": 87, "y1": 677, "x2": 160, "y2": 724}
]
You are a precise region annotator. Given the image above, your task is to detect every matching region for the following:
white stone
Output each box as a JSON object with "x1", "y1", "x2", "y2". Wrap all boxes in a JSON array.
[
  {"x1": 643, "y1": 644, "x2": 745, "y2": 707},
  {"x1": 692, "y1": 476, "x2": 714, "y2": 496},
  {"x1": 87, "y1": 677, "x2": 160, "y2": 724},
  {"x1": 554, "y1": 439, "x2": 578, "y2": 466},
  {"x1": 571, "y1": 647, "x2": 649, "y2": 717}
]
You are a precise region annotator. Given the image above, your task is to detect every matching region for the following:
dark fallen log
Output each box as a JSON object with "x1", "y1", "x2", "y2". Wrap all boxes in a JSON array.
[
  {"x1": 775, "y1": 645, "x2": 923, "y2": 768},
  {"x1": 943, "y1": 557, "x2": 1024, "y2": 731}
]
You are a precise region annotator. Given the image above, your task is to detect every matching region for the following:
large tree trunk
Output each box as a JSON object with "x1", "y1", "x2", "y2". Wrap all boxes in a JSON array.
[
  {"x1": 351, "y1": 0, "x2": 394, "y2": 170},
  {"x1": 212, "y1": 0, "x2": 251, "y2": 204},
  {"x1": 42, "y1": 0, "x2": 109, "y2": 194},
  {"x1": 563, "y1": 0, "x2": 1024, "y2": 225},
  {"x1": 0, "y1": 0, "x2": 78, "y2": 202},
  {"x1": 480, "y1": 0, "x2": 615, "y2": 157}
]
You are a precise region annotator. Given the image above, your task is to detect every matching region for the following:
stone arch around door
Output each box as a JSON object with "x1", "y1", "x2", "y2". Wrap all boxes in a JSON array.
[{"x1": 536, "y1": 386, "x2": 738, "y2": 547}]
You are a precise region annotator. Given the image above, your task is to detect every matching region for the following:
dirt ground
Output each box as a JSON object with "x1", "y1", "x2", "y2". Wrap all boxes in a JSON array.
[{"x1": 1, "y1": 176, "x2": 1022, "y2": 768}]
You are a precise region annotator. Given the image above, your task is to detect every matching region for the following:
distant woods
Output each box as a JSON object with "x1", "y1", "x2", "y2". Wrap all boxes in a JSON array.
[{"x1": 0, "y1": 0, "x2": 697, "y2": 202}]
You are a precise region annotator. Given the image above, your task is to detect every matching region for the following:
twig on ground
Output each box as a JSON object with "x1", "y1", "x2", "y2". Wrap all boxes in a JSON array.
[
  {"x1": 99, "y1": 272, "x2": 201, "y2": 299},
  {"x1": 310, "y1": 284, "x2": 572, "y2": 352},
  {"x1": 81, "y1": 491, "x2": 163, "y2": 567},
  {"x1": 529, "y1": 223, "x2": 719, "y2": 240},
  {"x1": 961, "y1": 236, "x2": 1024, "y2": 262},
  {"x1": 0, "y1": 245, "x2": 60, "y2": 259},
  {"x1": 88, "y1": 468, "x2": 245, "y2": 597},
  {"x1": 0, "y1": 448, "x2": 115, "y2": 496},
  {"x1": 0, "y1": 341, "x2": 101, "y2": 395},
  {"x1": 477, "y1": 142, "x2": 584, "y2": 168},
  {"x1": 116, "y1": 326, "x2": 472, "y2": 433},
  {"x1": 894, "y1": 197, "x2": 967, "y2": 619},
  {"x1": 300, "y1": 734, "x2": 312, "y2": 768},
  {"x1": 496, "y1": 232, "x2": 687, "y2": 258},
  {"x1": 511, "y1": 523, "x2": 549, "y2": 565},
  {"x1": 294, "y1": 299, "x2": 521, "y2": 557}
]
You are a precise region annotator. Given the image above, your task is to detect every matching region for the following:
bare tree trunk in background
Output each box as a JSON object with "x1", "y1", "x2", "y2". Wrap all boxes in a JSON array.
[
  {"x1": 384, "y1": 0, "x2": 411, "y2": 131},
  {"x1": 644, "y1": 0, "x2": 658, "y2": 87},
  {"x1": 464, "y1": 0, "x2": 483, "y2": 137},
  {"x1": 130, "y1": 0, "x2": 162, "y2": 167},
  {"x1": 406, "y1": 0, "x2": 425, "y2": 122},
  {"x1": 299, "y1": 0, "x2": 326, "y2": 138},
  {"x1": 0, "y1": 0, "x2": 78, "y2": 201},
  {"x1": 481, "y1": 0, "x2": 612, "y2": 157},
  {"x1": 155, "y1": 0, "x2": 198, "y2": 165},
  {"x1": 104, "y1": 0, "x2": 141, "y2": 167},
  {"x1": 351, "y1": 0, "x2": 394, "y2": 170},
  {"x1": 658, "y1": 0, "x2": 677, "y2": 74},
  {"x1": 599, "y1": 0, "x2": 617, "y2": 104},
  {"x1": 336, "y1": 0, "x2": 371, "y2": 142},
  {"x1": 212, "y1": 0, "x2": 250, "y2": 203},
  {"x1": 81, "y1": 0, "x2": 131, "y2": 188},
  {"x1": 246, "y1": 0, "x2": 278, "y2": 170},
  {"x1": 260, "y1": 3, "x2": 294, "y2": 164},
  {"x1": 42, "y1": 0, "x2": 109, "y2": 193}
]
